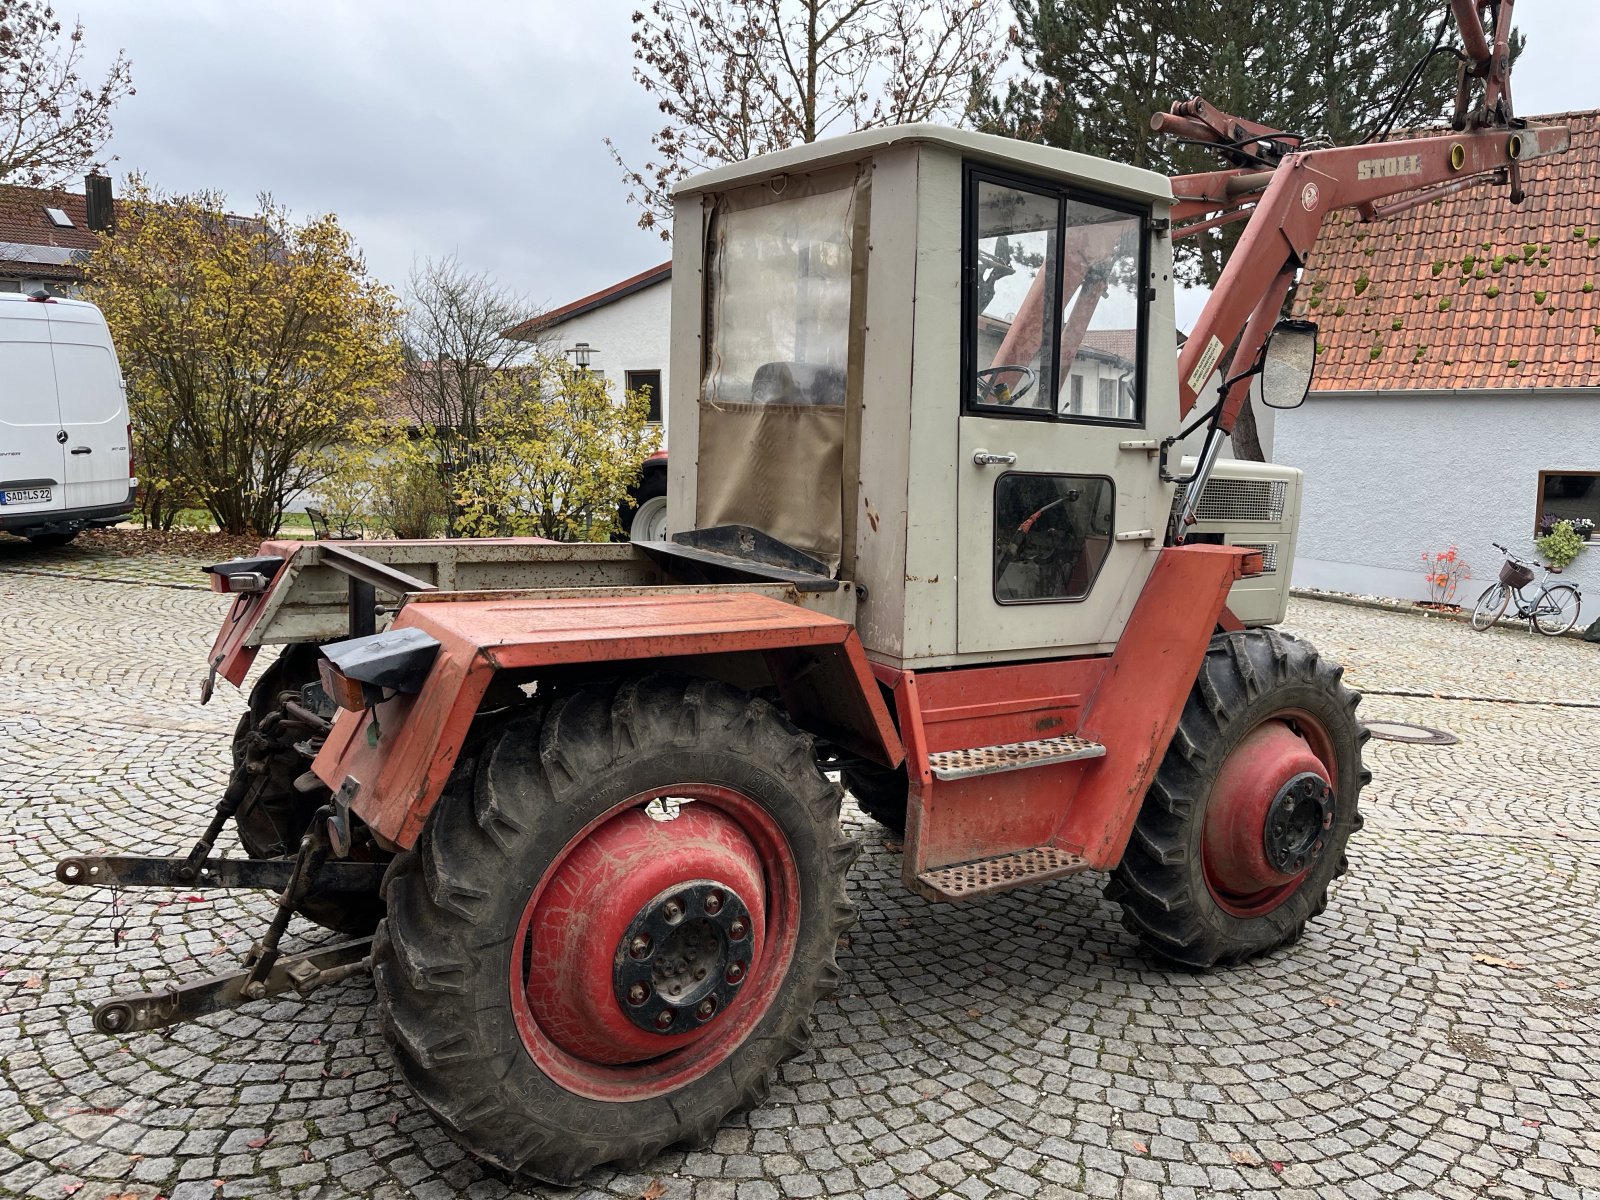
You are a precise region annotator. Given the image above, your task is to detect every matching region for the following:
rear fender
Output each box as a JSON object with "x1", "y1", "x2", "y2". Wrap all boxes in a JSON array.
[{"x1": 311, "y1": 591, "x2": 903, "y2": 849}]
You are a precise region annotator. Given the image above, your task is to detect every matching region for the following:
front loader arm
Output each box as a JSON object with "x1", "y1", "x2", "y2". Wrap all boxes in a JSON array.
[{"x1": 1166, "y1": 0, "x2": 1560, "y2": 432}]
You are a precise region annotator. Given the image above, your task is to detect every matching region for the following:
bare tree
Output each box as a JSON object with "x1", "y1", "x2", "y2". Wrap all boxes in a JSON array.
[
  {"x1": 400, "y1": 255, "x2": 550, "y2": 529},
  {"x1": 401, "y1": 256, "x2": 548, "y2": 438},
  {"x1": 608, "y1": 0, "x2": 1007, "y2": 237},
  {"x1": 0, "y1": 1, "x2": 134, "y2": 187}
]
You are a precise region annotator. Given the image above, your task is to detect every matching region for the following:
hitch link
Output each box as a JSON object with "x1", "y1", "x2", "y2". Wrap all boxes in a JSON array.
[
  {"x1": 93, "y1": 937, "x2": 372, "y2": 1036},
  {"x1": 243, "y1": 803, "x2": 336, "y2": 999}
]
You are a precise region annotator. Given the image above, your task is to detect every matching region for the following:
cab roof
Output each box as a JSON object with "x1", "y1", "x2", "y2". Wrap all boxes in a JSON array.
[{"x1": 672, "y1": 123, "x2": 1173, "y2": 208}]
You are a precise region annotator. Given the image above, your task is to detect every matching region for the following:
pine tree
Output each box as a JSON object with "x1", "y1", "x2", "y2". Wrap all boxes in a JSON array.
[{"x1": 984, "y1": 0, "x2": 1477, "y2": 286}]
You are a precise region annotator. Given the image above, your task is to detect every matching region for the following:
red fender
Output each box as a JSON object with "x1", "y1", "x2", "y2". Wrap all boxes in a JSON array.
[{"x1": 311, "y1": 590, "x2": 903, "y2": 849}]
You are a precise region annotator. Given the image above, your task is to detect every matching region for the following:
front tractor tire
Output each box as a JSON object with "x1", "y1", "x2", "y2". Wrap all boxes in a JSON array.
[
  {"x1": 373, "y1": 674, "x2": 856, "y2": 1184},
  {"x1": 1107, "y1": 629, "x2": 1369, "y2": 969}
]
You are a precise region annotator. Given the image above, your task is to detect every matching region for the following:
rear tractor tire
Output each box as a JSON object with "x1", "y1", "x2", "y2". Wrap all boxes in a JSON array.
[
  {"x1": 373, "y1": 673, "x2": 857, "y2": 1184},
  {"x1": 229, "y1": 645, "x2": 387, "y2": 936},
  {"x1": 1106, "y1": 629, "x2": 1368, "y2": 969}
]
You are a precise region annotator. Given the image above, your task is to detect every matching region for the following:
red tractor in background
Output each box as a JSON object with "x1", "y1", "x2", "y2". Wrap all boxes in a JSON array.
[{"x1": 57, "y1": 1, "x2": 1564, "y2": 1183}]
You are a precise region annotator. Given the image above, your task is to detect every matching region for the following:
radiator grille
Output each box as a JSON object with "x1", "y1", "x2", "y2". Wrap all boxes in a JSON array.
[
  {"x1": 1239, "y1": 542, "x2": 1279, "y2": 574},
  {"x1": 1196, "y1": 477, "x2": 1287, "y2": 522}
]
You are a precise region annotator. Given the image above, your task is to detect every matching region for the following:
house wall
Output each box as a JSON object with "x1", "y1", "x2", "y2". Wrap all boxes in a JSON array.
[
  {"x1": 1275, "y1": 390, "x2": 1599, "y2": 626},
  {"x1": 541, "y1": 278, "x2": 672, "y2": 443}
]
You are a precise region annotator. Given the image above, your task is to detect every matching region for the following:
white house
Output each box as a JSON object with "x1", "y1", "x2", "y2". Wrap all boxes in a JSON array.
[
  {"x1": 1274, "y1": 109, "x2": 1599, "y2": 627},
  {"x1": 504, "y1": 260, "x2": 672, "y2": 439}
]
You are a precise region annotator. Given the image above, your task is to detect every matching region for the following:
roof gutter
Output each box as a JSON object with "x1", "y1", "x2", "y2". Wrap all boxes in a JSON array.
[{"x1": 1307, "y1": 385, "x2": 1600, "y2": 401}]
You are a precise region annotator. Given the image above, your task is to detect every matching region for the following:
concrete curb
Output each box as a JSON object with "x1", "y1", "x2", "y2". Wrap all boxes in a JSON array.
[{"x1": 1290, "y1": 588, "x2": 1594, "y2": 641}]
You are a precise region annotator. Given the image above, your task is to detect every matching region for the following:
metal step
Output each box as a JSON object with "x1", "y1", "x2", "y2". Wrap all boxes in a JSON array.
[
  {"x1": 927, "y1": 734, "x2": 1106, "y2": 781},
  {"x1": 916, "y1": 846, "x2": 1091, "y2": 901}
]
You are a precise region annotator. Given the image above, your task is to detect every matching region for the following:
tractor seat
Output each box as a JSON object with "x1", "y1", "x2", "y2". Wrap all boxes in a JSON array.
[{"x1": 751, "y1": 361, "x2": 846, "y2": 407}]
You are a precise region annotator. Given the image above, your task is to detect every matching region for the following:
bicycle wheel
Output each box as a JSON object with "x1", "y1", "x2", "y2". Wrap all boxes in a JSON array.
[
  {"x1": 1470, "y1": 584, "x2": 1509, "y2": 630},
  {"x1": 1534, "y1": 584, "x2": 1582, "y2": 636}
]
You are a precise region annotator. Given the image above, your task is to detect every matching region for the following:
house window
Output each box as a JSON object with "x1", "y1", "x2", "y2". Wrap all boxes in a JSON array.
[
  {"x1": 1536, "y1": 470, "x2": 1600, "y2": 536},
  {"x1": 963, "y1": 163, "x2": 1148, "y2": 426},
  {"x1": 626, "y1": 369, "x2": 663, "y2": 423},
  {"x1": 0, "y1": 280, "x2": 19, "y2": 293}
]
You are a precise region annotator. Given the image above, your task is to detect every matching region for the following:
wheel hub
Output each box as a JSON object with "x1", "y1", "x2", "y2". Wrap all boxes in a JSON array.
[
  {"x1": 1202, "y1": 718, "x2": 1334, "y2": 910},
  {"x1": 523, "y1": 802, "x2": 767, "y2": 1065},
  {"x1": 1260, "y1": 771, "x2": 1333, "y2": 875},
  {"x1": 614, "y1": 881, "x2": 752, "y2": 1037}
]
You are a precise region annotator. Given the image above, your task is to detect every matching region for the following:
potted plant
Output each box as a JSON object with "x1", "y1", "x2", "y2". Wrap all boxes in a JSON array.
[
  {"x1": 1570, "y1": 516, "x2": 1596, "y2": 542},
  {"x1": 1535, "y1": 519, "x2": 1586, "y2": 571}
]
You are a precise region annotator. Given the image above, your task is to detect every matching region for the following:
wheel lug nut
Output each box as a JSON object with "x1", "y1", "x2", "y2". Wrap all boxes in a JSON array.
[
  {"x1": 627, "y1": 982, "x2": 650, "y2": 1005},
  {"x1": 694, "y1": 967, "x2": 706, "y2": 981},
  {"x1": 726, "y1": 961, "x2": 745, "y2": 984},
  {"x1": 663, "y1": 900, "x2": 683, "y2": 923},
  {"x1": 655, "y1": 1008, "x2": 675, "y2": 1030},
  {"x1": 704, "y1": 891, "x2": 723, "y2": 915},
  {"x1": 629, "y1": 933, "x2": 652, "y2": 959},
  {"x1": 729, "y1": 919, "x2": 747, "y2": 939},
  {"x1": 696, "y1": 998, "x2": 717, "y2": 1020}
]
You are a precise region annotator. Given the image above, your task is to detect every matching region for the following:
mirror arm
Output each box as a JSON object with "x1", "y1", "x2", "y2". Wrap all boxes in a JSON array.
[{"x1": 1158, "y1": 394, "x2": 1223, "y2": 484}]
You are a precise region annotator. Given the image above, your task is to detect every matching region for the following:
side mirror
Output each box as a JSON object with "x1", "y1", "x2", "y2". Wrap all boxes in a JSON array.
[{"x1": 1259, "y1": 318, "x2": 1318, "y2": 410}]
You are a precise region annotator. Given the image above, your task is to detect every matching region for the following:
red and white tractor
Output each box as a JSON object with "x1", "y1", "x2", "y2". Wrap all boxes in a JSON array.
[{"x1": 59, "y1": 2, "x2": 1563, "y2": 1182}]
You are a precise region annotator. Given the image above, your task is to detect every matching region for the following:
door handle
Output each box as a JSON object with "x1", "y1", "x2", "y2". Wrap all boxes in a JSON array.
[
  {"x1": 70, "y1": 446, "x2": 93, "y2": 455},
  {"x1": 972, "y1": 450, "x2": 1017, "y2": 467}
]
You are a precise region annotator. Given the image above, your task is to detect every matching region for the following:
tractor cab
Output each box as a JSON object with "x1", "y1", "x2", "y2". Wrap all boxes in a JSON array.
[{"x1": 666, "y1": 125, "x2": 1186, "y2": 669}]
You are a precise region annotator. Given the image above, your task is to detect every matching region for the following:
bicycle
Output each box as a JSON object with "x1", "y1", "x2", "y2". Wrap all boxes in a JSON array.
[{"x1": 1470, "y1": 542, "x2": 1584, "y2": 635}]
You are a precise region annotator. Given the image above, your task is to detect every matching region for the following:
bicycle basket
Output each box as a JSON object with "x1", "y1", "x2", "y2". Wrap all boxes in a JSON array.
[{"x1": 1500, "y1": 560, "x2": 1535, "y2": 588}]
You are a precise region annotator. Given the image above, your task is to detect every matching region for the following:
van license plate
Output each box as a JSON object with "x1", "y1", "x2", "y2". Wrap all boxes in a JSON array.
[{"x1": 0, "y1": 488, "x2": 52, "y2": 504}]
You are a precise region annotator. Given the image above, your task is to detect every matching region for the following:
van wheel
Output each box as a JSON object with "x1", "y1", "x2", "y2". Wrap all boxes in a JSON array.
[{"x1": 28, "y1": 531, "x2": 77, "y2": 548}]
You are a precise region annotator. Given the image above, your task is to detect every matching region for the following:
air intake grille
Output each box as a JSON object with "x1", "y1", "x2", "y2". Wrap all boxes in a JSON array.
[
  {"x1": 1196, "y1": 478, "x2": 1287, "y2": 522},
  {"x1": 1240, "y1": 542, "x2": 1279, "y2": 573}
]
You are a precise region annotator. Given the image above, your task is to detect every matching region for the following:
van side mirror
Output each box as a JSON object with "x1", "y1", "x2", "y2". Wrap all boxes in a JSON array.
[{"x1": 1259, "y1": 319, "x2": 1318, "y2": 410}]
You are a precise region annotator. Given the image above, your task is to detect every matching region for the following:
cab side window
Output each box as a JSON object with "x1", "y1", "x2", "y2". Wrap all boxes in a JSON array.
[{"x1": 964, "y1": 167, "x2": 1148, "y2": 426}]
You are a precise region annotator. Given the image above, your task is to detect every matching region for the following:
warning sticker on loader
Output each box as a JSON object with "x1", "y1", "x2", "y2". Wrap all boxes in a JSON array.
[{"x1": 1186, "y1": 335, "x2": 1224, "y2": 395}]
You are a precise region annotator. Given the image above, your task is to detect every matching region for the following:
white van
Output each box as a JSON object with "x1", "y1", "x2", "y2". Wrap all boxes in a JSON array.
[{"x1": 0, "y1": 292, "x2": 136, "y2": 546}]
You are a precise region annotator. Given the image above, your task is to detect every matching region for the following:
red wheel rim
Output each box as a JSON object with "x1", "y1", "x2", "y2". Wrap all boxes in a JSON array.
[
  {"x1": 1201, "y1": 709, "x2": 1338, "y2": 919},
  {"x1": 509, "y1": 784, "x2": 800, "y2": 1101}
]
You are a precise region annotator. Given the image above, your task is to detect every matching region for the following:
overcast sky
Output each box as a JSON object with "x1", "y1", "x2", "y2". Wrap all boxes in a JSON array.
[{"x1": 66, "y1": 0, "x2": 1600, "y2": 329}]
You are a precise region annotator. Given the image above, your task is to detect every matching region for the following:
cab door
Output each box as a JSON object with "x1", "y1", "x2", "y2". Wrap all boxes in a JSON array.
[
  {"x1": 955, "y1": 166, "x2": 1165, "y2": 656},
  {"x1": 0, "y1": 300, "x2": 67, "y2": 520}
]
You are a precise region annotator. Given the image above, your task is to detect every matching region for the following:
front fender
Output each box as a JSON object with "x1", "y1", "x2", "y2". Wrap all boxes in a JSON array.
[{"x1": 311, "y1": 590, "x2": 903, "y2": 849}]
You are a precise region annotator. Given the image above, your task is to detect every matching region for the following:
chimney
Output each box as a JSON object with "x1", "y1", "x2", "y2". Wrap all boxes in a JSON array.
[{"x1": 85, "y1": 173, "x2": 114, "y2": 233}]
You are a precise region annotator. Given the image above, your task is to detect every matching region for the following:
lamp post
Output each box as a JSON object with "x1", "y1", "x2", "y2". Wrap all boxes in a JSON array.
[{"x1": 567, "y1": 341, "x2": 594, "y2": 371}]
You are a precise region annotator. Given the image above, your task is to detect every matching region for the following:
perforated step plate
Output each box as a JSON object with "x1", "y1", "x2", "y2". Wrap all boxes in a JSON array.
[
  {"x1": 927, "y1": 734, "x2": 1106, "y2": 781},
  {"x1": 916, "y1": 846, "x2": 1091, "y2": 901}
]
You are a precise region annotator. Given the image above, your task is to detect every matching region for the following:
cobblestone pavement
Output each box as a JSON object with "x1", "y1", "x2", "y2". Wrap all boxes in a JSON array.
[
  {"x1": 0, "y1": 536, "x2": 212, "y2": 591},
  {"x1": 2, "y1": 577, "x2": 1597, "y2": 1200}
]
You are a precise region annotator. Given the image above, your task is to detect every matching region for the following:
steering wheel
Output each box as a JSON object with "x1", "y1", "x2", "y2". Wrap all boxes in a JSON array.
[{"x1": 976, "y1": 364, "x2": 1037, "y2": 405}]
